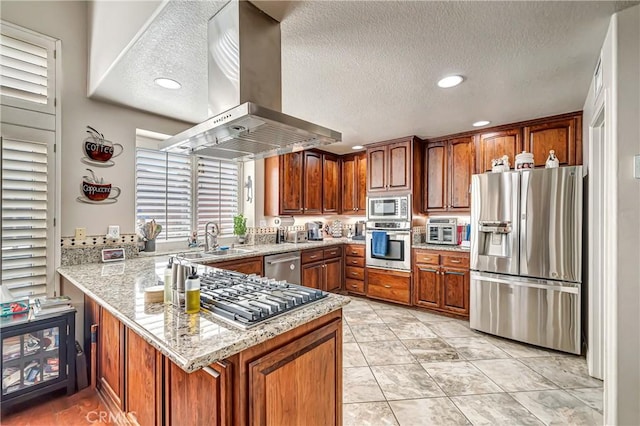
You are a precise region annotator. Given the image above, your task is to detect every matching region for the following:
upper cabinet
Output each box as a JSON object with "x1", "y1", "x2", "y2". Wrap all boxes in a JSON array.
[
  {"x1": 476, "y1": 129, "x2": 522, "y2": 173},
  {"x1": 341, "y1": 152, "x2": 366, "y2": 214},
  {"x1": 523, "y1": 115, "x2": 582, "y2": 167},
  {"x1": 367, "y1": 139, "x2": 413, "y2": 193},
  {"x1": 264, "y1": 150, "x2": 342, "y2": 216},
  {"x1": 424, "y1": 137, "x2": 473, "y2": 213}
]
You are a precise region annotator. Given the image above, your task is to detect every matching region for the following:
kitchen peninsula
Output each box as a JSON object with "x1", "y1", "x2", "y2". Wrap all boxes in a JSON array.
[{"x1": 58, "y1": 257, "x2": 348, "y2": 425}]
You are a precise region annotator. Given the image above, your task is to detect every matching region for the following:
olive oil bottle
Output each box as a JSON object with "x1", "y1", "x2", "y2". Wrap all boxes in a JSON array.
[{"x1": 185, "y1": 266, "x2": 201, "y2": 314}]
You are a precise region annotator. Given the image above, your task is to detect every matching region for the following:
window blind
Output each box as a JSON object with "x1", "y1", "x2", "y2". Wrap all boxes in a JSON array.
[
  {"x1": 1, "y1": 137, "x2": 50, "y2": 299},
  {"x1": 135, "y1": 149, "x2": 192, "y2": 241},
  {"x1": 196, "y1": 157, "x2": 239, "y2": 238},
  {"x1": 0, "y1": 22, "x2": 55, "y2": 114}
]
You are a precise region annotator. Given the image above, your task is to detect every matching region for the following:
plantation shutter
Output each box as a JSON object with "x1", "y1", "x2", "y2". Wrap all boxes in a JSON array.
[
  {"x1": 135, "y1": 149, "x2": 192, "y2": 241},
  {"x1": 1, "y1": 135, "x2": 53, "y2": 299},
  {"x1": 0, "y1": 21, "x2": 56, "y2": 114},
  {"x1": 196, "y1": 157, "x2": 239, "y2": 238},
  {"x1": 1, "y1": 22, "x2": 57, "y2": 300}
]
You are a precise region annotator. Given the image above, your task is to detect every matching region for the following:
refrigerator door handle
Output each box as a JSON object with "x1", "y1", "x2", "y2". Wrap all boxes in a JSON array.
[
  {"x1": 520, "y1": 170, "x2": 530, "y2": 269},
  {"x1": 471, "y1": 272, "x2": 579, "y2": 294}
]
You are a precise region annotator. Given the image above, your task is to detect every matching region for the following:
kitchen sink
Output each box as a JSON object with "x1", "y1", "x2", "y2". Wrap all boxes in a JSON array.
[{"x1": 177, "y1": 248, "x2": 255, "y2": 260}]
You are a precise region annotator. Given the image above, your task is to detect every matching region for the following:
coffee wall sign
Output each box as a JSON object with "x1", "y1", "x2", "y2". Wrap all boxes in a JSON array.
[
  {"x1": 81, "y1": 125, "x2": 123, "y2": 167},
  {"x1": 77, "y1": 126, "x2": 122, "y2": 205}
]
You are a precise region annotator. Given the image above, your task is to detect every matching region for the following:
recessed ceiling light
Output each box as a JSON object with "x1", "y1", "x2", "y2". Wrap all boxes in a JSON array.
[
  {"x1": 352, "y1": 145, "x2": 364, "y2": 150},
  {"x1": 437, "y1": 75, "x2": 464, "y2": 88},
  {"x1": 472, "y1": 120, "x2": 491, "y2": 127},
  {"x1": 154, "y1": 78, "x2": 181, "y2": 90}
]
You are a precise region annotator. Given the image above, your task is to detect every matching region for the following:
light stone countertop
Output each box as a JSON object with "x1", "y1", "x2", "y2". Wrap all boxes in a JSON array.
[
  {"x1": 140, "y1": 237, "x2": 366, "y2": 264},
  {"x1": 58, "y1": 257, "x2": 350, "y2": 373},
  {"x1": 412, "y1": 243, "x2": 471, "y2": 252}
]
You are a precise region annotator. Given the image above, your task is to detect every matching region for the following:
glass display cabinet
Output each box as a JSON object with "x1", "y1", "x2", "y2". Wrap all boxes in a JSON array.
[{"x1": 1, "y1": 309, "x2": 76, "y2": 410}]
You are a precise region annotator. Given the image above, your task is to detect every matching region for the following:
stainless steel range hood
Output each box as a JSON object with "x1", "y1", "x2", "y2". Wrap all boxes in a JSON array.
[{"x1": 159, "y1": 0, "x2": 341, "y2": 161}]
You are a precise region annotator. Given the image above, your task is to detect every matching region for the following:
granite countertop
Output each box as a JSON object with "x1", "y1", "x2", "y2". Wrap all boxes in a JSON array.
[
  {"x1": 58, "y1": 257, "x2": 349, "y2": 373},
  {"x1": 140, "y1": 237, "x2": 366, "y2": 264},
  {"x1": 412, "y1": 243, "x2": 471, "y2": 252}
]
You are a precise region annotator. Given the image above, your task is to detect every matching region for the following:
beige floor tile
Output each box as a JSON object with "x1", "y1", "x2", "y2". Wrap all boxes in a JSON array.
[
  {"x1": 359, "y1": 340, "x2": 415, "y2": 366},
  {"x1": 472, "y1": 359, "x2": 557, "y2": 392},
  {"x1": 443, "y1": 337, "x2": 511, "y2": 360},
  {"x1": 511, "y1": 389, "x2": 603, "y2": 425},
  {"x1": 421, "y1": 360, "x2": 503, "y2": 396},
  {"x1": 482, "y1": 335, "x2": 555, "y2": 358},
  {"x1": 387, "y1": 322, "x2": 438, "y2": 340},
  {"x1": 521, "y1": 356, "x2": 604, "y2": 389},
  {"x1": 428, "y1": 321, "x2": 479, "y2": 337},
  {"x1": 343, "y1": 342, "x2": 368, "y2": 367},
  {"x1": 389, "y1": 397, "x2": 470, "y2": 426},
  {"x1": 566, "y1": 388, "x2": 604, "y2": 414},
  {"x1": 410, "y1": 309, "x2": 456, "y2": 323},
  {"x1": 343, "y1": 324, "x2": 356, "y2": 343},
  {"x1": 350, "y1": 323, "x2": 398, "y2": 343},
  {"x1": 371, "y1": 363, "x2": 445, "y2": 400},
  {"x1": 377, "y1": 309, "x2": 422, "y2": 324},
  {"x1": 343, "y1": 367, "x2": 385, "y2": 403},
  {"x1": 403, "y1": 338, "x2": 461, "y2": 362},
  {"x1": 451, "y1": 393, "x2": 544, "y2": 425},
  {"x1": 343, "y1": 402, "x2": 399, "y2": 426},
  {"x1": 344, "y1": 309, "x2": 384, "y2": 324}
]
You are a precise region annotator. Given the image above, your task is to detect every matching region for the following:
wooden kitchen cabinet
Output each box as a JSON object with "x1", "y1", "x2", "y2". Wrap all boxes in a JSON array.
[
  {"x1": 424, "y1": 136, "x2": 473, "y2": 213},
  {"x1": 126, "y1": 328, "x2": 162, "y2": 425},
  {"x1": 366, "y1": 268, "x2": 411, "y2": 305},
  {"x1": 301, "y1": 246, "x2": 343, "y2": 292},
  {"x1": 207, "y1": 256, "x2": 263, "y2": 276},
  {"x1": 344, "y1": 244, "x2": 366, "y2": 295},
  {"x1": 322, "y1": 153, "x2": 340, "y2": 214},
  {"x1": 476, "y1": 128, "x2": 522, "y2": 173},
  {"x1": 523, "y1": 115, "x2": 582, "y2": 167},
  {"x1": 265, "y1": 150, "x2": 342, "y2": 216},
  {"x1": 341, "y1": 152, "x2": 366, "y2": 214},
  {"x1": 98, "y1": 308, "x2": 125, "y2": 411},
  {"x1": 366, "y1": 136, "x2": 422, "y2": 194},
  {"x1": 413, "y1": 249, "x2": 470, "y2": 318}
]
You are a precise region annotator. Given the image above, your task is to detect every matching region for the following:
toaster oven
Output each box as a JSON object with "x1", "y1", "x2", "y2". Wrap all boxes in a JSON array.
[{"x1": 426, "y1": 218, "x2": 458, "y2": 245}]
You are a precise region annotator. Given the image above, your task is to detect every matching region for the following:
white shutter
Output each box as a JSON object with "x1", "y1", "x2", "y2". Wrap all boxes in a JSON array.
[
  {"x1": 1, "y1": 137, "x2": 51, "y2": 299},
  {"x1": 0, "y1": 21, "x2": 56, "y2": 114},
  {"x1": 135, "y1": 148, "x2": 192, "y2": 241},
  {"x1": 196, "y1": 157, "x2": 239, "y2": 238}
]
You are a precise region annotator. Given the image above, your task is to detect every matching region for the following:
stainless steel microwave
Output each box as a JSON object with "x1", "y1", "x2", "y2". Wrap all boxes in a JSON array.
[{"x1": 367, "y1": 195, "x2": 410, "y2": 221}]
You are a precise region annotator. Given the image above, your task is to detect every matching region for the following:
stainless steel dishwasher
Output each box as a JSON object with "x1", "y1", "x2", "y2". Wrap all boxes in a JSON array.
[{"x1": 264, "y1": 251, "x2": 301, "y2": 285}]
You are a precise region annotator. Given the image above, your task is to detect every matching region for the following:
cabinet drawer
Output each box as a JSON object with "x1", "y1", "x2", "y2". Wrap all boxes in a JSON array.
[
  {"x1": 323, "y1": 246, "x2": 342, "y2": 259},
  {"x1": 345, "y1": 266, "x2": 365, "y2": 280},
  {"x1": 345, "y1": 256, "x2": 365, "y2": 267},
  {"x1": 414, "y1": 250, "x2": 439, "y2": 265},
  {"x1": 366, "y1": 269, "x2": 411, "y2": 305},
  {"x1": 345, "y1": 279, "x2": 365, "y2": 294},
  {"x1": 302, "y1": 249, "x2": 324, "y2": 264},
  {"x1": 441, "y1": 255, "x2": 469, "y2": 268},
  {"x1": 345, "y1": 245, "x2": 365, "y2": 258}
]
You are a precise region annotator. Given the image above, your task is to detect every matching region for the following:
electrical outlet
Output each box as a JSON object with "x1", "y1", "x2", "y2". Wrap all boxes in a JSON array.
[{"x1": 75, "y1": 227, "x2": 86, "y2": 240}]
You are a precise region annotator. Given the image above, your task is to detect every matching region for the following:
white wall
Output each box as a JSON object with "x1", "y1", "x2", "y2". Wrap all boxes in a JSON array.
[
  {"x1": 1, "y1": 1, "x2": 190, "y2": 237},
  {"x1": 583, "y1": 5, "x2": 640, "y2": 424}
]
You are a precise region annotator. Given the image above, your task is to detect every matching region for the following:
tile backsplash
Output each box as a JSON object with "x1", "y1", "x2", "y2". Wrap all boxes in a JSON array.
[{"x1": 60, "y1": 233, "x2": 139, "y2": 266}]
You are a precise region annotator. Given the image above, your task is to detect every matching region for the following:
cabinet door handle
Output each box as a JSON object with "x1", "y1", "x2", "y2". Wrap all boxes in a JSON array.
[
  {"x1": 384, "y1": 285, "x2": 392, "y2": 288},
  {"x1": 419, "y1": 267, "x2": 437, "y2": 273},
  {"x1": 310, "y1": 255, "x2": 318, "y2": 259},
  {"x1": 202, "y1": 366, "x2": 221, "y2": 378},
  {"x1": 351, "y1": 284, "x2": 358, "y2": 288},
  {"x1": 351, "y1": 260, "x2": 358, "y2": 264},
  {"x1": 446, "y1": 271, "x2": 466, "y2": 276},
  {"x1": 351, "y1": 252, "x2": 358, "y2": 255},
  {"x1": 450, "y1": 259, "x2": 462, "y2": 264},
  {"x1": 351, "y1": 272, "x2": 358, "y2": 275}
]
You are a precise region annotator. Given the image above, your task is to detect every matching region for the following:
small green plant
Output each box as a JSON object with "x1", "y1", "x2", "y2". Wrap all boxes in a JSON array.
[{"x1": 233, "y1": 214, "x2": 247, "y2": 236}]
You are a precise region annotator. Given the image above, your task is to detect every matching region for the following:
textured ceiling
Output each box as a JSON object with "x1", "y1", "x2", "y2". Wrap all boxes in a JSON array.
[{"x1": 90, "y1": 0, "x2": 636, "y2": 154}]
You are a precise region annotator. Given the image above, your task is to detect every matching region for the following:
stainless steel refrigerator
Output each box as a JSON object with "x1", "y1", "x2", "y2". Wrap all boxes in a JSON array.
[{"x1": 470, "y1": 166, "x2": 583, "y2": 354}]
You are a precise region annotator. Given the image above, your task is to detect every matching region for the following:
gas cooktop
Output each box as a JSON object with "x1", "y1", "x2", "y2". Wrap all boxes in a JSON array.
[{"x1": 199, "y1": 269, "x2": 328, "y2": 329}]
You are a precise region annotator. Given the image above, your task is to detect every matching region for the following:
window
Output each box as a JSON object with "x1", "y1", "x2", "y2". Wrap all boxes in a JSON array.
[
  {"x1": 1, "y1": 22, "x2": 58, "y2": 299},
  {"x1": 135, "y1": 148, "x2": 240, "y2": 242}
]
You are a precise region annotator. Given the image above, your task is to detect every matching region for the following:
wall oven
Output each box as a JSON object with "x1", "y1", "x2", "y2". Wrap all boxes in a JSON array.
[
  {"x1": 367, "y1": 195, "x2": 410, "y2": 221},
  {"x1": 426, "y1": 218, "x2": 458, "y2": 245},
  {"x1": 365, "y1": 221, "x2": 412, "y2": 271}
]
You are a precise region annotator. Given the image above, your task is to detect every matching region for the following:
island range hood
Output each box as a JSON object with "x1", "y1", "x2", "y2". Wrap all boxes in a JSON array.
[{"x1": 159, "y1": 0, "x2": 341, "y2": 161}]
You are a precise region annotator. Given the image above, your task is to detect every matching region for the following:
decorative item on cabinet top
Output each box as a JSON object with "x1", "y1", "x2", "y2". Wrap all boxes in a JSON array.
[
  {"x1": 81, "y1": 125, "x2": 123, "y2": 168},
  {"x1": 545, "y1": 150, "x2": 559, "y2": 169}
]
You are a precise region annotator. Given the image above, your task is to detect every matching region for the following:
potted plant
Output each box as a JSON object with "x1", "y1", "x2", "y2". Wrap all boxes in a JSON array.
[{"x1": 233, "y1": 214, "x2": 247, "y2": 244}]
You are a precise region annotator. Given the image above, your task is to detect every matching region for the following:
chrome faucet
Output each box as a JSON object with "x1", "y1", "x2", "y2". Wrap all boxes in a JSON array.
[{"x1": 204, "y1": 222, "x2": 220, "y2": 252}]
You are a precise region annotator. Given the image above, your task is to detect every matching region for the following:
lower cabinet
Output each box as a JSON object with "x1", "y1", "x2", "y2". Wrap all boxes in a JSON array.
[
  {"x1": 301, "y1": 247, "x2": 343, "y2": 292},
  {"x1": 207, "y1": 256, "x2": 263, "y2": 276},
  {"x1": 366, "y1": 268, "x2": 411, "y2": 305},
  {"x1": 125, "y1": 329, "x2": 162, "y2": 425},
  {"x1": 413, "y1": 249, "x2": 470, "y2": 317},
  {"x1": 344, "y1": 244, "x2": 366, "y2": 295},
  {"x1": 98, "y1": 308, "x2": 125, "y2": 411}
]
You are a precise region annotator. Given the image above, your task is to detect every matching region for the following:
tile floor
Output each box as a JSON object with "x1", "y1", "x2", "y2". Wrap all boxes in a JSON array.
[{"x1": 342, "y1": 296, "x2": 603, "y2": 426}]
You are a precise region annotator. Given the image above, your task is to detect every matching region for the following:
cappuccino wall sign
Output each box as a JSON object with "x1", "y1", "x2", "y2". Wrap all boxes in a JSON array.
[
  {"x1": 81, "y1": 125, "x2": 123, "y2": 167},
  {"x1": 77, "y1": 168, "x2": 121, "y2": 204}
]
